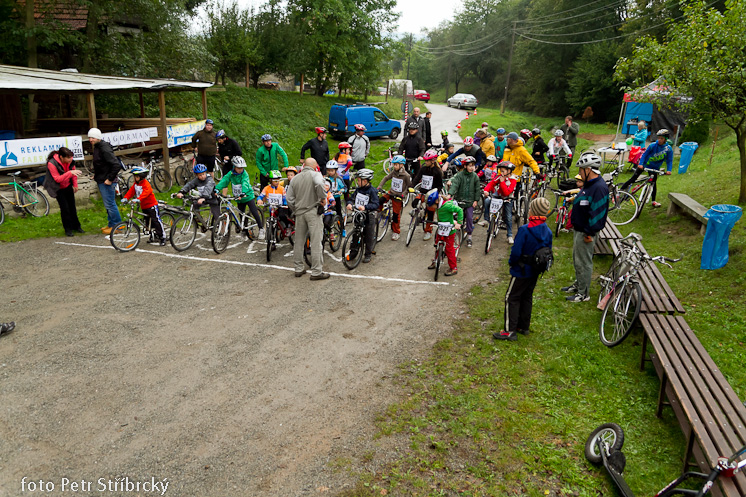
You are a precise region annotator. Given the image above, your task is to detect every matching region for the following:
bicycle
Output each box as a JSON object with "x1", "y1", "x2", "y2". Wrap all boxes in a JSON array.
[
  {"x1": 172, "y1": 154, "x2": 196, "y2": 186},
  {"x1": 547, "y1": 154, "x2": 570, "y2": 188},
  {"x1": 597, "y1": 233, "x2": 681, "y2": 347},
  {"x1": 264, "y1": 201, "x2": 294, "y2": 262},
  {"x1": 0, "y1": 171, "x2": 50, "y2": 221},
  {"x1": 110, "y1": 199, "x2": 175, "y2": 252},
  {"x1": 211, "y1": 192, "x2": 265, "y2": 254},
  {"x1": 405, "y1": 185, "x2": 429, "y2": 247},
  {"x1": 553, "y1": 192, "x2": 574, "y2": 238},
  {"x1": 626, "y1": 168, "x2": 666, "y2": 220},
  {"x1": 168, "y1": 192, "x2": 215, "y2": 252},
  {"x1": 483, "y1": 196, "x2": 508, "y2": 254},
  {"x1": 381, "y1": 146, "x2": 397, "y2": 174},
  {"x1": 432, "y1": 218, "x2": 463, "y2": 281},
  {"x1": 341, "y1": 209, "x2": 378, "y2": 270},
  {"x1": 604, "y1": 167, "x2": 639, "y2": 226},
  {"x1": 513, "y1": 170, "x2": 532, "y2": 228}
]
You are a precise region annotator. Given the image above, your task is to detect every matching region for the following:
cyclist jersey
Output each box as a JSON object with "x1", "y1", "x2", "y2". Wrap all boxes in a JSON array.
[
  {"x1": 478, "y1": 163, "x2": 498, "y2": 182},
  {"x1": 412, "y1": 164, "x2": 443, "y2": 193},
  {"x1": 180, "y1": 175, "x2": 217, "y2": 204},
  {"x1": 347, "y1": 184, "x2": 379, "y2": 211},
  {"x1": 640, "y1": 141, "x2": 673, "y2": 172},
  {"x1": 124, "y1": 178, "x2": 157, "y2": 209},
  {"x1": 547, "y1": 137, "x2": 571, "y2": 157},
  {"x1": 336, "y1": 153, "x2": 353, "y2": 179},
  {"x1": 323, "y1": 189, "x2": 335, "y2": 212},
  {"x1": 436, "y1": 199, "x2": 464, "y2": 236},
  {"x1": 258, "y1": 183, "x2": 287, "y2": 206},
  {"x1": 377, "y1": 168, "x2": 411, "y2": 199},
  {"x1": 215, "y1": 170, "x2": 255, "y2": 202}
]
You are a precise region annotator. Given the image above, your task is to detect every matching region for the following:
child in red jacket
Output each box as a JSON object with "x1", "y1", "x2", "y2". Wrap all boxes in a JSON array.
[
  {"x1": 123, "y1": 166, "x2": 166, "y2": 245},
  {"x1": 480, "y1": 161, "x2": 518, "y2": 244}
]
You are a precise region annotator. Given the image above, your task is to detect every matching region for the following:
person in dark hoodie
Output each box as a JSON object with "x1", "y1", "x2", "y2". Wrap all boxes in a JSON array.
[
  {"x1": 531, "y1": 128, "x2": 549, "y2": 165},
  {"x1": 494, "y1": 197, "x2": 553, "y2": 341},
  {"x1": 300, "y1": 127, "x2": 330, "y2": 174},
  {"x1": 88, "y1": 127, "x2": 122, "y2": 234}
]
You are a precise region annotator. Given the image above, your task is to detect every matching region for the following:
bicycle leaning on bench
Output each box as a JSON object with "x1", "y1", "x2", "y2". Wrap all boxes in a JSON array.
[{"x1": 0, "y1": 171, "x2": 50, "y2": 224}]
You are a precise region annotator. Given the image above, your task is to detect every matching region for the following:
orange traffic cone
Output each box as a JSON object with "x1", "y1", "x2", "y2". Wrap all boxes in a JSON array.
[
  {"x1": 474, "y1": 109, "x2": 478, "y2": 116},
  {"x1": 464, "y1": 112, "x2": 469, "y2": 119},
  {"x1": 456, "y1": 121, "x2": 461, "y2": 129}
]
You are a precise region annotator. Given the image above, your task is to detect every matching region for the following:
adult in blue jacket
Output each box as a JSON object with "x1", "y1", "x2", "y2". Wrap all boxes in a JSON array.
[
  {"x1": 494, "y1": 197, "x2": 553, "y2": 342},
  {"x1": 562, "y1": 154, "x2": 609, "y2": 303},
  {"x1": 621, "y1": 128, "x2": 673, "y2": 208},
  {"x1": 445, "y1": 137, "x2": 487, "y2": 170},
  {"x1": 632, "y1": 121, "x2": 649, "y2": 147}
]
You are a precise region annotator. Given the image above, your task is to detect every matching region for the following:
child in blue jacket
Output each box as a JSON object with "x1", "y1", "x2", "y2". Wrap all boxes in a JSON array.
[{"x1": 494, "y1": 198, "x2": 553, "y2": 341}]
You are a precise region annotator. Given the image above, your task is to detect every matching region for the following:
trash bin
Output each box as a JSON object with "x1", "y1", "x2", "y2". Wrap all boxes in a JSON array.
[
  {"x1": 701, "y1": 204, "x2": 742, "y2": 270},
  {"x1": 678, "y1": 141, "x2": 698, "y2": 174}
]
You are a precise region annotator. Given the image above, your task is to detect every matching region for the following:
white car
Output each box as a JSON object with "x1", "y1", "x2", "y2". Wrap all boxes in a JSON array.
[{"x1": 446, "y1": 93, "x2": 479, "y2": 109}]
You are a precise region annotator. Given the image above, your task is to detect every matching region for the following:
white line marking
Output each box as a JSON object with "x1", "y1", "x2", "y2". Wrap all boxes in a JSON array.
[{"x1": 55, "y1": 241, "x2": 449, "y2": 286}]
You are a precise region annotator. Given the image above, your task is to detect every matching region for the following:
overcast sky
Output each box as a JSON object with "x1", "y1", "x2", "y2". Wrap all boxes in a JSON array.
[{"x1": 233, "y1": 0, "x2": 455, "y2": 36}]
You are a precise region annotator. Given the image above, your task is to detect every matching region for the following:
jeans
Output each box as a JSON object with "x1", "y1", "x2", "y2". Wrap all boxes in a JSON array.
[
  {"x1": 484, "y1": 197, "x2": 513, "y2": 237},
  {"x1": 97, "y1": 182, "x2": 122, "y2": 227},
  {"x1": 572, "y1": 230, "x2": 596, "y2": 297}
]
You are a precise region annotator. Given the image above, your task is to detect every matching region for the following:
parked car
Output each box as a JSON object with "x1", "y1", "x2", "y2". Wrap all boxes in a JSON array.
[
  {"x1": 328, "y1": 104, "x2": 401, "y2": 140},
  {"x1": 413, "y1": 90, "x2": 430, "y2": 103},
  {"x1": 446, "y1": 93, "x2": 479, "y2": 109}
]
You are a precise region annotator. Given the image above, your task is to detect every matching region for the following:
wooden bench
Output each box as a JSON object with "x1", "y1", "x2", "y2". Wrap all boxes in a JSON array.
[
  {"x1": 668, "y1": 193, "x2": 709, "y2": 235},
  {"x1": 593, "y1": 219, "x2": 623, "y2": 256},
  {"x1": 639, "y1": 314, "x2": 746, "y2": 497}
]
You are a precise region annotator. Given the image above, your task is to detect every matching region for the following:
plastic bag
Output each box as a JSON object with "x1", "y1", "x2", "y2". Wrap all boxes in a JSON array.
[
  {"x1": 701, "y1": 204, "x2": 742, "y2": 270},
  {"x1": 678, "y1": 142, "x2": 698, "y2": 174}
]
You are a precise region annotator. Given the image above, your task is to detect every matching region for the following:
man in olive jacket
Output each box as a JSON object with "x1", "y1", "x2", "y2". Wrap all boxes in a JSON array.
[
  {"x1": 191, "y1": 119, "x2": 218, "y2": 177},
  {"x1": 88, "y1": 127, "x2": 121, "y2": 233},
  {"x1": 560, "y1": 116, "x2": 580, "y2": 167},
  {"x1": 256, "y1": 134, "x2": 289, "y2": 190}
]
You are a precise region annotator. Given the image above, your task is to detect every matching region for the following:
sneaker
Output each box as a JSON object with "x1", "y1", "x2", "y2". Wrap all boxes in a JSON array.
[
  {"x1": 423, "y1": 232, "x2": 432, "y2": 241},
  {"x1": 517, "y1": 329, "x2": 531, "y2": 336},
  {"x1": 427, "y1": 261, "x2": 436, "y2": 270},
  {"x1": 566, "y1": 293, "x2": 590, "y2": 303},
  {"x1": 560, "y1": 283, "x2": 578, "y2": 293},
  {"x1": 310, "y1": 272, "x2": 331, "y2": 281},
  {"x1": 0, "y1": 322, "x2": 15, "y2": 334},
  {"x1": 391, "y1": 232, "x2": 400, "y2": 241},
  {"x1": 362, "y1": 255, "x2": 372, "y2": 263},
  {"x1": 258, "y1": 229, "x2": 265, "y2": 240},
  {"x1": 478, "y1": 220, "x2": 488, "y2": 227},
  {"x1": 444, "y1": 268, "x2": 458, "y2": 276},
  {"x1": 466, "y1": 238, "x2": 472, "y2": 248},
  {"x1": 507, "y1": 236, "x2": 514, "y2": 245},
  {"x1": 493, "y1": 330, "x2": 517, "y2": 341},
  {"x1": 652, "y1": 201, "x2": 661, "y2": 208},
  {"x1": 159, "y1": 239, "x2": 166, "y2": 246},
  {"x1": 102, "y1": 227, "x2": 112, "y2": 235}
]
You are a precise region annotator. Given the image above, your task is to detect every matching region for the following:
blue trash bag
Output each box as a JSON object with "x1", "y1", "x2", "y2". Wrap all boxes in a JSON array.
[
  {"x1": 678, "y1": 142, "x2": 698, "y2": 174},
  {"x1": 701, "y1": 204, "x2": 742, "y2": 270}
]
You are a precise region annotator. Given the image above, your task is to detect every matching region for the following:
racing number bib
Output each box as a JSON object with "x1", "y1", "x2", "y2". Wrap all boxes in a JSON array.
[
  {"x1": 421, "y1": 175, "x2": 433, "y2": 190},
  {"x1": 490, "y1": 199, "x2": 503, "y2": 214},
  {"x1": 134, "y1": 185, "x2": 143, "y2": 198},
  {"x1": 268, "y1": 193, "x2": 282, "y2": 206},
  {"x1": 391, "y1": 178, "x2": 403, "y2": 193},
  {"x1": 355, "y1": 193, "x2": 369, "y2": 209},
  {"x1": 437, "y1": 222, "x2": 452, "y2": 236},
  {"x1": 232, "y1": 183, "x2": 243, "y2": 197}
]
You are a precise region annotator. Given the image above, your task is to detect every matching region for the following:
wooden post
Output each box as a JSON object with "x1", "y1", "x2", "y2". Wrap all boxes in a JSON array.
[
  {"x1": 139, "y1": 92, "x2": 145, "y2": 118},
  {"x1": 299, "y1": 73, "x2": 304, "y2": 96},
  {"x1": 708, "y1": 128, "x2": 718, "y2": 168},
  {"x1": 159, "y1": 90, "x2": 170, "y2": 174},
  {"x1": 86, "y1": 92, "x2": 97, "y2": 129},
  {"x1": 246, "y1": 62, "x2": 250, "y2": 88},
  {"x1": 201, "y1": 89, "x2": 208, "y2": 119}
]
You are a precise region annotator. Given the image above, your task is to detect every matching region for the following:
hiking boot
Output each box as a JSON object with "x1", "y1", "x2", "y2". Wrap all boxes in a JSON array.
[
  {"x1": 423, "y1": 232, "x2": 432, "y2": 241},
  {"x1": 310, "y1": 272, "x2": 331, "y2": 281},
  {"x1": 444, "y1": 268, "x2": 458, "y2": 276},
  {"x1": 391, "y1": 232, "x2": 400, "y2": 241},
  {"x1": 493, "y1": 330, "x2": 517, "y2": 341},
  {"x1": 561, "y1": 283, "x2": 578, "y2": 293},
  {"x1": 102, "y1": 227, "x2": 112, "y2": 235},
  {"x1": 566, "y1": 293, "x2": 590, "y2": 303}
]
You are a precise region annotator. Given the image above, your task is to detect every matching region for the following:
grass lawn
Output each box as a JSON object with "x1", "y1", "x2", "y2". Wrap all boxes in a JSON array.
[{"x1": 339, "y1": 119, "x2": 745, "y2": 495}]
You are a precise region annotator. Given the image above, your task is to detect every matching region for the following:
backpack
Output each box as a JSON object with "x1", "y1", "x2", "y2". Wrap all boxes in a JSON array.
[{"x1": 525, "y1": 229, "x2": 554, "y2": 275}]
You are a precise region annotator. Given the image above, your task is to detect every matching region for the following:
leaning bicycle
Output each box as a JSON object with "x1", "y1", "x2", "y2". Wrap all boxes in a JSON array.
[
  {"x1": 0, "y1": 171, "x2": 50, "y2": 221},
  {"x1": 264, "y1": 200, "x2": 294, "y2": 262}
]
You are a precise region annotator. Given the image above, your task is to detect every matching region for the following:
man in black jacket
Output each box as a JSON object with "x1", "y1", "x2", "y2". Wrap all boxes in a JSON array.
[
  {"x1": 405, "y1": 107, "x2": 425, "y2": 141},
  {"x1": 88, "y1": 127, "x2": 121, "y2": 234},
  {"x1": 423, "y1": 111, "x2": 433, "y2": 148},
  {"x1": 300, "y1": 127, "x2": 330, "y2": 175},
  {"x1": 397, "y1": 122, "x2": 426, "y2": 178},
  {"x1": 217, "y1": 130, "x2": 243, "y2": 175}
]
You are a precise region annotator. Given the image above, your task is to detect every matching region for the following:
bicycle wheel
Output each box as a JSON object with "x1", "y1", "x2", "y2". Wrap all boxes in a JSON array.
[
  {"x1": 170, "y1": 214, "x2": 197, "y2": 251},
  {"x1": 342, "y1": 229, "x2": 364, "y2": 269},
  {"x1": 244, "y1": 209, "x2": 264, "y2": 240},
  {"x1": 376, "y1": 207, "x2": 390, "y2": 242},
  {"x1": 158, "y1": 212, "x2": 175, "y2": 240},
  {"x1": 485, "y1": 216, "x2": 497, "y2": 254},
  {"x1": 211, "y1": 213, "x2": 232, "y2": 254},
  {"x1": 173, "y1": 165, "x2": 186, "y2": 186},
  {"x1": 266, "y1": 219, "x2": 275, "y2": 262},
  {"x1": 213, "y1": 166, "x2": 223, "y2": 181},
  {"x1": 453, "y1": 227, "x2": 464, "y2": 258},
  {"x1": 303, "y1": 235, "x2": 312, "y2": 267},
  {"x1": 585, "y1": 423, "x2": 625, "y2": 464},
  {"x1": 597, "y1": 256, "x2": 625, "y2": 306},
  {"x1": 329, "y1": 215, "x2": 343, "y2": 252},
  {"x1": 554, "y1": 208, "x2": 565, "y2": 238},
  {"x1": 599, "y1": 281, "x2": 642, "y2": 347},
  {"x1": 152, "y1": 168, "x2": 172, "y2": 193},
  {"x1": 434, "y1": 244, "x2": 443, "y2": 282},
  {"x1": 403, "y1": 190, "x2": 412, "y2": 207},
  {"x1": 119, "y1": 174, "x2": 133, "y2": 196},
  {"x1": 22, "y1": 189, "x2": 50, "y2": 217},
  {"x1": 110, "y1": 221, "x2": 140, "y2": 252},
  {"x1": 0, "y1": 202, "x2": 4, "y2": 225},
  {"x1": 556, "y1": 165, "x2": 569, "y2": 187},
  {"x1": 608, "y1": 190, "x2": 639, "y2": 226},
  {"x1": 121, "y1": 142, "x2": 145, "y2": 160},
  {"x1": 405, "y1": 211, "x2": 418, "y2": 247},
  {"x1": 382, "y1": 158, "x2": 391, "y2": 175}
]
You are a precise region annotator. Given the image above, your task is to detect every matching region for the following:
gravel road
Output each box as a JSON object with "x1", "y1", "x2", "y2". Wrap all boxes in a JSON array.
[{"x1": 0, "y1": 215, "x2": 508, "y2": 496}]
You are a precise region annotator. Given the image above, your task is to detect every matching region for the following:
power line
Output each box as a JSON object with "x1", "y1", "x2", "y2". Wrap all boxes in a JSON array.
[
  {"x1": 518, "y1": 0, "x2": 630, "y2": 29},
  {"x1": 515, "y1": 0, "x2": 619, "y2": 24}
]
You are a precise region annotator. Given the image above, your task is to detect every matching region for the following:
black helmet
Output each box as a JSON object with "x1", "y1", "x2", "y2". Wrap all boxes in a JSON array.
[{"x1": 407, "y1": 122, "x2": 419, "y2": 130}]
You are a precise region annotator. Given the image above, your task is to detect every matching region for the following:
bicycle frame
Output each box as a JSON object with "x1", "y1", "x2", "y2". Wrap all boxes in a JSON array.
[{"x1": 0, "y1": 178, "x2": 38, "y2": 208}]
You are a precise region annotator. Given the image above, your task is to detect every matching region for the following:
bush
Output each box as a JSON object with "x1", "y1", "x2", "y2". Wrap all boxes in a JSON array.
[{"x1": 680, "y1": 109, "x2": 711, "y2": 145}]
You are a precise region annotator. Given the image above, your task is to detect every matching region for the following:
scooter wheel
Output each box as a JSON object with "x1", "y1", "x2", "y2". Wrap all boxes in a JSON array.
[{"x1": 585, "y1": 423, "x2": 625, "y2": 464}]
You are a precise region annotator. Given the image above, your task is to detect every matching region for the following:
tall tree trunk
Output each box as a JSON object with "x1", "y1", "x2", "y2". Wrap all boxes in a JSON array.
[
  {"x1": 83, "y1": 2, "x2": 100, "y2": 73},
  {"x1": 738, "y1": 127, "x2": 746, "y2": 204}
]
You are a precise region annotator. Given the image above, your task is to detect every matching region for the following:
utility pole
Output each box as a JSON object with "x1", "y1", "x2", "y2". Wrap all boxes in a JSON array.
[
  {"x1": 405, "y1": 33, "x2": 413, "y2": 81},
  {"x1": 501, "y1": 21, "x2": 517, "y2": 115}
]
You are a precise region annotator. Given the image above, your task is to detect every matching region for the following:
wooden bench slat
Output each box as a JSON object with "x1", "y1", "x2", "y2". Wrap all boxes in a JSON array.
[
  {"x1": 647, "y1": 263, "x2": 686, "y2": 314},
  {"x1": 638, "y1": 266, "x2": 674, "y2": 314}
]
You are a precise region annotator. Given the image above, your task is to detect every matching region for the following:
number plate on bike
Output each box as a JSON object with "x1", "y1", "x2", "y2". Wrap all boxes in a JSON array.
[
  {"x1": 135, "y1": 185, "x2": 143, "y2": 198},
  {"x1": 436, "y1": 222, "x2": 452, "y2": 236},
  {"x1": 268, "y1": 193, "x2": 282, "y2": 206},
  {"x1": 232, "y1": 184, "x2": 243, "y2": 197},
  {"x1": 489, "y1": 199, "x2": 503, "y2": 214},
  {"x1": 355, "y1": 193, "x2": 369, "y2": 208},
  {"x1": 421, "y1": 175, "x2": 433, "y2": 190},
  {"x1": 391, "y1": 178, "x2": 403, "y2": 193}
]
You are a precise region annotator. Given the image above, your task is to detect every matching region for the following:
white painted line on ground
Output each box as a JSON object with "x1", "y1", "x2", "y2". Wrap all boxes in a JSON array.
[{"x1": 55, "y1": 241, "x2": 449, "y2": 286}]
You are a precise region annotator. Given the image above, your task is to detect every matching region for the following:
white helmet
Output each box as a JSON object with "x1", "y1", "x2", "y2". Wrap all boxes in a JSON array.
[
  {"x1": 357, "y1": 168, "x2": 374, "y2": 181},
  {"x1": 553, "y1": 129, "x2": 564, "y2": 137}
]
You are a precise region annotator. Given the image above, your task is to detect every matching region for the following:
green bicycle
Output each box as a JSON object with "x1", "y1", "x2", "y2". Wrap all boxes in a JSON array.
[{"x1": 0, "y1": 171, "x2": 50, "y2": 224}]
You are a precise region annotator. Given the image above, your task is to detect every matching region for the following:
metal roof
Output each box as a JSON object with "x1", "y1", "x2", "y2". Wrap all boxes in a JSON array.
[{"x1": 0, "y1": 65, "x2": 213, "y2": 93}]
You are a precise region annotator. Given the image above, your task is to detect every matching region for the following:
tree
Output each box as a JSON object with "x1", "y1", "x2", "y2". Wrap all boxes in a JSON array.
[
  {"x1": 204, "y1": 0, "x2": 257, "y2": 86},
  {"x1": 615, "y1": 0, "x2": 746, "y2": 203}
]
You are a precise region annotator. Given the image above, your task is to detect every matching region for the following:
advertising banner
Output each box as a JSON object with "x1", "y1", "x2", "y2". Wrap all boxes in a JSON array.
[
  {"x1": 0, "y1": 135, "x2": 84, "y2": 167},
  {"x1": 101, "y1": 127, "x2": 158, "y2": 147},
  {"x1": 167, "y1": 120, "x2": 206, "y2": 148}
]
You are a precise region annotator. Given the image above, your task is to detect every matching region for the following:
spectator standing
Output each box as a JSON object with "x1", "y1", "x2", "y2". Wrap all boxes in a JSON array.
[
  {"x1": 256, "y1": 134, "x2": 289, "y2": 190},
  {"x1": 348, "y1": 124, "x2": 371, "y2": 170},
  {"x1": 531, "y1": 128, "x2": 549, "y2": 165},
  {"x1": 191, "y1": 119, "x2": 218, "y2": 177},
  {"x1": 562, "y1": 154, "x2": 609, "y2": 303},
  {"x1": 560, "y1": 116, "x2": 579, "y2": 167},
  {"x1": 44, "y1": 147, "x2": 83, "y2": 237},
  {"x1": 477, "y1": 129, "x2": 495, "y2": 161},
  {"x1": 300, "y1": 127, "x2": 330, "y2": 174},
  {"x1": 405, "y1": 107, "x2": 425, "y2": 140},
  {"x1": 216, "y1": 129, "x2": 243, "y2": 176},
  {"x1": 423, "y1": 111, "x2": 433, "y2": 148},
  {"x1": 632, "y1": 121, "x2": 649, "y2": 147},
  {"x1": 286, "y1": 158, "x2": 329, "y2": 280},
  {"x1": 494, "y1": 128, "x2": 508, "y2": 160},
  {"x1": 88, "y1": 127, "x2": 121, "y2": 235}
]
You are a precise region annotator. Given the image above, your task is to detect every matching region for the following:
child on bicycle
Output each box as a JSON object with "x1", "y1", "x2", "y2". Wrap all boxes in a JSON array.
[
  {"x1": 334, "y1": 142, "x2": 353, "y2": 202},
  {"x1": 377, "y1": 154, "x2": 411, "y2": 241},
  {"x1": 411, "y1": 149, "x2": 443, "y2": 241},
  {"x1": 447, "y1": 156, "x2": 481, "y2": 248},
  {"x1": 494, "y1": 197, "x2": 553, "y2": 341},
  {"x1": 322, "y1": 180, "x2": 337, "y2": 232},
  {"x1": 478, "y1": 154, "x2": 499, "y2": 184},
  {"x1": 440, "y1": 130, "x2": 450, "y2": 149},
  {"x1": 438, "y1": 143, "x2": 455, "y2": 168},
  {"x1": 122, "y1": 166, "x2": 166, "y2": 245},
  {"x1": 558, "y1": 173, "x2": 584, "y2": 232},
  {"x1": 345, "y1": 168, "x2": 379, "y2": 263},
  {"x1": 257, "y1": 170, "x2": 291, "y2": 227},
  {"x1": 426, "y1": 189, "x2": 463, "y2": 277},
  {"x1": 176, "y1": 163, "x2": 220, "y2": 226},
  {"x1": 480, "y1": 161, "x2": 517, "y2": 244},
  {"x1": 284, "y1": 166, "x2": 298, "y2": 187},
  {"x1": 214, "y1": 156, "x2": 264, "y2": 238},
  {"x1": 620, "y1": 128, "x2": 673, "y2": 208}
]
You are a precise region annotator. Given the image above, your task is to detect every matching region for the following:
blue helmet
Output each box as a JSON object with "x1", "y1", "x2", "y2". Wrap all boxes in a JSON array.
[
  {"x1": 261, "y1": 134, "x2": 272, "y2": 141},
  {"x1": 131, "y1": 166, "x2": 148, "y2": 176},
  {"x1": 426, "y1": 188, "x2": 439, "y2": 206},
  {"x1": 205, "y1": 119, "x2": 214, "y2": 125},
  {"x1": 452, "y1": 158, "x2": 462, "y2": 167},
  {"x1": 391, "y1": 155, "x2": 406, "y2": 165},
  {"x1": 496, "y1": 127, "x2": 506, "y2": 134},
  {"x1": 193, "y1": 163, "x2": 208, "y2": 174},
  {"x1": 216, "y1": 129, "x2": 226, "y2": 138}
]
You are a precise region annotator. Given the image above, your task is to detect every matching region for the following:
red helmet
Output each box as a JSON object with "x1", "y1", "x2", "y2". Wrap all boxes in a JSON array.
[
  {"x1": 423, "y1": 149, "x2": 438, "y2": 161},
  {"x1": 354, "y1": 124, "x2": 366, "y2": 132},
  {"x1": 520, "y1": 128, "x2": 533, "y2": 140},
  {"x1": 315, "y1": 127, "x2": 327, "y2": 134},
  {"x1": 481, "y1": 122, "x2": 489, "y2": 128},
  {"x1": 338, "y1": 142, "x2": 351, "y2": 149},
  {"x1": 463, "y1": 137, "x2": 474, "y2": 146}
]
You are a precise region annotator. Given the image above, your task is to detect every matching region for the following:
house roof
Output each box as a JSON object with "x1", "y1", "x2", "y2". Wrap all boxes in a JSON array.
[
  {"x1": 17, "y1": 0, "x2": 89, "y2": 30},
  {"x1": 0, "y1": 64, "x2": 213, "y2": 93}
]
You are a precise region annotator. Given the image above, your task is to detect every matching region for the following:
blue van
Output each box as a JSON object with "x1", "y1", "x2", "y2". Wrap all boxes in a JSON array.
[{"x1": 328, "y1": 104, "x2": 401, "y2": 140}]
